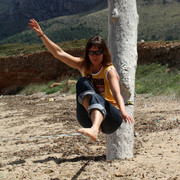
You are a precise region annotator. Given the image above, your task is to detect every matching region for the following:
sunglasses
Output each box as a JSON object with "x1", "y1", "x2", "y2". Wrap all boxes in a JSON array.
[{"x1": 88, "y1": 50, "x2": 103, "y2": 56}]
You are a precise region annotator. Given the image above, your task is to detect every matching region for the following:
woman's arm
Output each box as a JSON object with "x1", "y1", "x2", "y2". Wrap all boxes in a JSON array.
[
  {"x1": 28, "y1": 19, "x2": 83, "y2": 71},
  {"x1": 107, "y1": 69, "x2": 134, "y2": 124}
]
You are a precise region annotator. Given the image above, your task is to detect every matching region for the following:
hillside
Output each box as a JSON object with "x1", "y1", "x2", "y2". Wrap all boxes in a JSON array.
[
  {"x1": 0, "y1": 0, "x2": 10, "y2": 15},
  {"x1": 0, "y1": 0, "x2": 105, "y2": 41},
  {"x1": 0, "y1": 41, "x2": 179, "y2": 95},
  {"x1": 138, "y1": 0, "x2": 180, "y2": 41},
  {"x1": 0, "y1": 0, "x2": 180, "y2": 44}
]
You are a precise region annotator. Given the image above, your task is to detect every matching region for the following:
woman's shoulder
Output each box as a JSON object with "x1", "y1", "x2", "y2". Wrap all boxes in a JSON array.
[
  {"x1": 103, "y1": 64, "x2": 115, "y2": 73},
  {"x1": 103, "y1": 65, "x2": 118, "y2": 80}
]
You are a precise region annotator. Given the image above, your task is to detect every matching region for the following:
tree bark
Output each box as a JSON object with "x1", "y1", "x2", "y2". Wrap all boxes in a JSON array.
[{"x1": 106, "y1": 0, "x2": 139, "y2": 160}]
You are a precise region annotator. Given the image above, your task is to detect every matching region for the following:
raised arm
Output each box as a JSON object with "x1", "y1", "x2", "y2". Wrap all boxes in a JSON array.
[
  {"x1": 28, "y1": 19, "x2": 83, "y2": 71},
  {"x1": 107, "y1": 69, "x2": 134, "y2": 124}
]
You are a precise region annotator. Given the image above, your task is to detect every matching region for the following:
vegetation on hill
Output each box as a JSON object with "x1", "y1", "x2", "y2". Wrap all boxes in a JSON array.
[
  {"x1": 135, "y1": 63, "x2": 180, "y2": 97},
  {"x1": 0, "y1": 0, "x2": 180, "y2": 44},
  {"x1": 0, "y1": 39, "x2": 87, "y2": 57},
  {"x1": 138, "y1": 0, "x2": 180, "y2": 41},
  {"x1": 0, "y1": 0, "x2": 105, "y2": 41},
  {"x1": 0, "y1": 8, "x2": 108, "y2": 44},
  {"x1": 0, "y1": 0, "x2": 10, "y2": 15}
]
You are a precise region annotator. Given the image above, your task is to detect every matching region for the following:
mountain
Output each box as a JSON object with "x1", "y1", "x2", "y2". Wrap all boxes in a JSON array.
[
  {"x1": 0, "y1": 0, "x2": 180, "y2": 44},
  {"x1": 137, "y1": 0, "x2": 180, "y2": 41},
  {"x1": 0, "y1": 0, "x2": 106, "y2": 41}
]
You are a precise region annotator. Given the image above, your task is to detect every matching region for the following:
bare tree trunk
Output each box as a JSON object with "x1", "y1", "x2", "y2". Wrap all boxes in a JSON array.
[{"x1": 106, "y1": 0, "x2": 139, "y2": 160}]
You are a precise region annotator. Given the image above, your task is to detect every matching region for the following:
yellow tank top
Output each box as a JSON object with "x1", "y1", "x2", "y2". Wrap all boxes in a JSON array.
[{"x1": 81, "y1": 65, "x2": 119, "y2": 109}]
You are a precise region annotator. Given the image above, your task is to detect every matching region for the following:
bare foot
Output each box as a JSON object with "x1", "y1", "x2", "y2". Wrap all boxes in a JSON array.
[{"x1": 78, "y1": 128, "x2": 99, "y2": 141}]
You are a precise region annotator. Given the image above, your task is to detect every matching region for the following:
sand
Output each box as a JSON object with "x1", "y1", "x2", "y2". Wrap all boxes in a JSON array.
[{"x1": 0, "y1": 93, "x2": 179, "y2": 180}]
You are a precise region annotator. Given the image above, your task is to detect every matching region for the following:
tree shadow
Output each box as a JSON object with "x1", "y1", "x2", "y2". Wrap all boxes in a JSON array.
[
  {"x1": 7, "y1": 155, "x2": 106, "y2": 180},
  {"x1": 71, "y1": 160, "x2": 90, "y2": 180},
  {"x1": 33, "y1": 155, "x2": 106, "y2": 180},
  {"x1": 33, "y1": 154, "x2": 106, "y2": 165},
  {"x1": 8, "y1": 159, "x2": 26, "y2": 165}
]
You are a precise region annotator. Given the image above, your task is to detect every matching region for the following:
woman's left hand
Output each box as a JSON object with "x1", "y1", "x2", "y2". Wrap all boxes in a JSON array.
[{"x1": 121, "y1": 112, "x2": 134, "y2": 124}]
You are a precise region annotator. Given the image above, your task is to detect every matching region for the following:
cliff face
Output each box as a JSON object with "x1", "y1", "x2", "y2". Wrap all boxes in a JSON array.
[{"x1": 0, "y1": 42, "x2": 180, "y2": 95}]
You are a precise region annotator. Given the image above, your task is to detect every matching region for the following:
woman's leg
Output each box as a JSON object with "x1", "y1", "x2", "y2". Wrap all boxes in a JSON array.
[
  {"x1": 101, "y1": 101, "x2": 122, "y2": 134},
  {"x1": 76, "y1": 77, "x2": 105, "y2": 141},
  {"x1": 76, "y1": 77, "x2": 122, "y2": 140},
  {"x1": 78, "y1": 95, "x2": 103, "y2": 141}
]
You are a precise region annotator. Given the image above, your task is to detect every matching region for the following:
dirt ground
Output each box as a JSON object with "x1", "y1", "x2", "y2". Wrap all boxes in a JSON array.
[{"x1": 0, "y1": 92, "x2": 179, "y2": 180}]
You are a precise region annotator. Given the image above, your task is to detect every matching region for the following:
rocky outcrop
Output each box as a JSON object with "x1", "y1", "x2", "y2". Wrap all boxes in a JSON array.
[{"x1": 0, "y1": 42, "x2": 179, "y2": 94}]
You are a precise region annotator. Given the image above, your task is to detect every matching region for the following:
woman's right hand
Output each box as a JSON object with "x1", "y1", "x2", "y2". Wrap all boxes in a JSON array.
[
  {"x1": 28, "y1": 19, "x2": 82, "y2": 71},
  {"x1": 28, "y1": 19, "x2": 44, "y2": 37}
]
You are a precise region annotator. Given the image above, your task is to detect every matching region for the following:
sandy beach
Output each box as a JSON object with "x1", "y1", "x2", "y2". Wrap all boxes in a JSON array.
[{"x1": 0, "y1": 93, "x2": 179, "y2": 180}]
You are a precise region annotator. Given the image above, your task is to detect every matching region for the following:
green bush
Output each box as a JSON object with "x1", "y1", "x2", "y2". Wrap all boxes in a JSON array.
[
  {"x1": 12, "y1": 63, "x2": 180, "y2": 98},
  {"x1": 135, "y1": 63, "x2": 180, "y2": 97},
  {"x1": 19, "y1": 77, "x2": 79, "y2": 96}
]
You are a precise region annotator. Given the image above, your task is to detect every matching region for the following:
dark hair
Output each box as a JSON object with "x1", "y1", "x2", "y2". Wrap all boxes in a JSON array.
[{"x1": 83, "y1": 36, "x2": 112, "y2": 69}]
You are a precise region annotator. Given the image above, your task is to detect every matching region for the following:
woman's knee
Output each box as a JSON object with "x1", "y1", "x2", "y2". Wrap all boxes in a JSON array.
[
  {"x1": 101, "y1": 118, "x2": 122, "y2": 134},
  {"x1": 76, "y1": 77, "x2": 92, "y2": 91},
  {"x1": 101, "y1": 103, "x2": 123, "y2": 134},
  {"x1": 76, "y1": 77, "x2": 95, "y2": 105}
]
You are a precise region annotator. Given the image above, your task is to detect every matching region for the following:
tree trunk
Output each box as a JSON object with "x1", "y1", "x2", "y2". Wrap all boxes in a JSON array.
[{"x1": 106, "y1": 0, "x2": 139, "y2": 160}]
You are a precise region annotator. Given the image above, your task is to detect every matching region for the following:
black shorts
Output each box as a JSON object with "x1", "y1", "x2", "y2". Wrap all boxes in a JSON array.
[{"x1": 76, "y1": 77, "x2": 122, "y2": 134}]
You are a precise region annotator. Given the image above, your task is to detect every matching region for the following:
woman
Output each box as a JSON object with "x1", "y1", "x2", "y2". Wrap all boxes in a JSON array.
[{"x1": 28, "y1": 19, "x2": 134, "y2": 141}]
